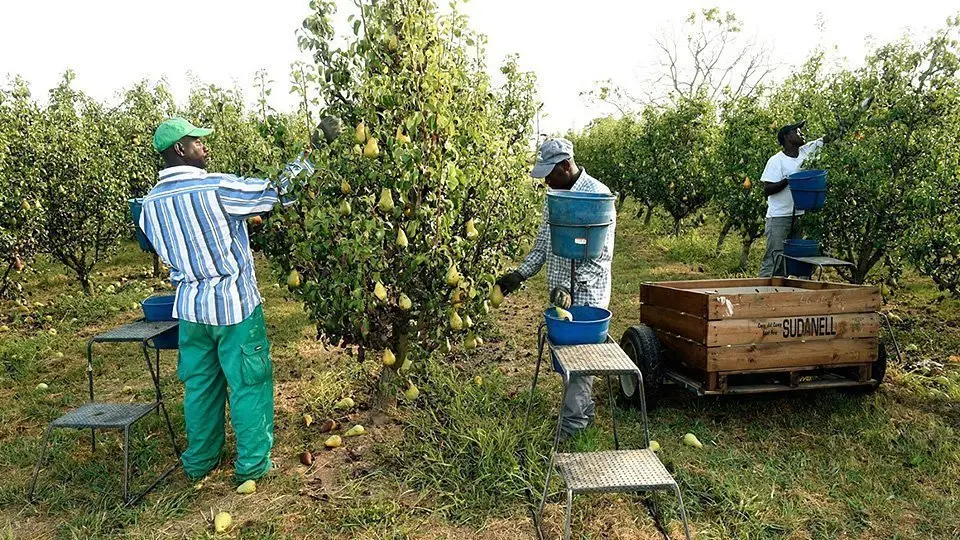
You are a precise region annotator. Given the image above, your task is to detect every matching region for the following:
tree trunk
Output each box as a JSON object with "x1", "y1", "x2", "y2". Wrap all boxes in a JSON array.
[
  {"x1": 739, "y1": 236, "x2": 755, "y2": 271},
  {"x1": 643, "y1": 204, "x2": 654, "y2": 225},
  {"x1": 153, "y1": 253, "x2": 162, "y2": 278},
  {"x1": 79, "y1": 273, "x2": 93, "y2": 296},
  {"x1": 716, "y1": 220, "x2": 734, "y2": 254},
  {"x1": 374, "y1": 325, "x2": 408, "y2": 411},
  {"x1": 616, "y1": 192, "x2": 627, "y2": 211},
  {"x1": 672, "y1": 217, "x2": 682, "y2": 236}
]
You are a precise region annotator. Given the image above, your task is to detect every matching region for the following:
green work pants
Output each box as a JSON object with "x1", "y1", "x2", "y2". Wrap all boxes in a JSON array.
[{"x1": 177, "y1": 305, "x2": 274, "y2": 482}]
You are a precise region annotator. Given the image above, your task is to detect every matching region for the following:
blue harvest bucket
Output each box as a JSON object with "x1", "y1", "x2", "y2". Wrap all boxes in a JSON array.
[
  {"x1": 547, "y1": 190, "x2": 616, "y2": 260},
  {"x1": 129, "y1": 199, "x2": 155, "y2": 253},
  {"x1": 783, "y1": 239, "x2": 820, "y2": 277},
  {"x1": 142, "y1": 295, "x2": 178, "y2": 349},
  {"x1": 544, "y1": 305, "x2": 612, "y2": 346},
  {"x1": 142, "y1": 295, "x2": 175, "y2": 321},
  {"x1": 787, "y1": 169, "x2": 827, "y2": 211}
]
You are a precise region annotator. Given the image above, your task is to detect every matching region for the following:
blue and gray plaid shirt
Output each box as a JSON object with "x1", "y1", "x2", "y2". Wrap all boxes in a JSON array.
[{"x1": 518, "y1": 170, "x2": 615, "y2": 309}]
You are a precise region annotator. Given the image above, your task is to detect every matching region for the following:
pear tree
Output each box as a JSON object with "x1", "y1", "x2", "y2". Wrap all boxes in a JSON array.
[{"x1": 258, "y1": 0, "x2": 539, "y2": 405}]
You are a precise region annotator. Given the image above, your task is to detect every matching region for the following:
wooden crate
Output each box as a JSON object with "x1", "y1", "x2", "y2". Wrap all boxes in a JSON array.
[{"x1": 640, "y1": 278, "x2": 882, "y2": 392}]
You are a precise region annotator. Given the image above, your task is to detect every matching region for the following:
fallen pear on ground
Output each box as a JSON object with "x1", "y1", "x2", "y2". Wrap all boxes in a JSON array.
[
  {"x1": 236, "y1": 480, "x2": 256, "y2": 495},
  {"x1": 682, "y1": 433, "x2": 703, "y2": 449}
]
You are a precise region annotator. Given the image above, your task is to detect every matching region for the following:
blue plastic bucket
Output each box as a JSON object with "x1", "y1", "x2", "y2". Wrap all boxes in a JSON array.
[
  {"x1": 142, "y1": 295, "x2": 175, "y2": 321},
  {"x1": 129, "y1": 199, "x2": 155, "y2": 253},
  {"x1": 547, "y1": 190, "x2": 616, "y2": 260},
  {"x1": 152, "y1": 326, "x2": 179, "y2": 350},
  {"x1": 783, "y1": 239, "x2": 820, "y2": 277},
  {"x1": 544, "y1": 305, "x2": 612, "y2": 346},
  {"x1": 787, "y1": 169, "x2": 827, "y2": 211}
]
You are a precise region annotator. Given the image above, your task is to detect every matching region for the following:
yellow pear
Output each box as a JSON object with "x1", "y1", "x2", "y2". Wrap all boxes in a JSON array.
[
  {"x1": 398, "y1": 293, "x2": 412, "y2": 311},
  {"x1": 440, "y1": 338, "x2": 452, "y2": 354},
  {"x1": 465, "y1": 219, "x2": 479, "y2": 240},
  {"x1": 397, "y1": 229, "x2": 408, "y2": 248},
  {"x1": 463, "y1": 314, "x2": 474, "y2": 328},
  {"x1": 395, "y1": 126, "x2": 411, "y2": 144},
  {"x1": 449, "y1": 311, "x2": 463, "y2": 330},
  {"x1": 374, "y1": 281, "x2": 388, "y2": 302},
  {"x1": 474, "y1": 375, "x2": 483, "y2": 386},
  {"x1": 649, "y1": 440, "x2": 661, "y2": 452},
  {"x1": 36, "y1": 382, "x2": 48, "y2": 391},
  {"x1": 344, "y1": 424, "x2": 365, "y2": 437},
  {"x1": 363, "y1": 137, "x2": 380, "y2": 158},
  {"x1": 355, "y1": 122, "x2": 368, "y2": 143},
  {"x1": 339, "y1": 200, "x2": 352, "y2": 216},
  {"x1": 682, "y1": 433, "x2": 703, "y2": 449},
  {"x1": 404, "y1": 382, "x2": 420, "y2": 401},
  {"x1": 475, "y1": 336, "x2": 483, "y2": 346},
  {"x1": 236, "y1": 480, "x2": 256, "y2": 495},
  {"x1": 340, "y1": 179, "x2": 352, "y2": 194},
  {"x1": 554, "y1": 306, "x2": 574, "y2": 322},
  {"x1": 445, "y1": 265, "x2": 461, "y2": 286},
  {"x1": 464, "y1": 332, "x2": 477, "y2": 350},
  {"x1": 490, "y1": 285, "x2": 504, "y2": 308},
  {"x1": 324, "y1": 435, "x2": 342, "y2": 448},
  {"x1": 21, "y1": 200, "x2": 30, "y2": 211},
  {"x1": 287, "y1": 269, "x2": 301, "y2": 288},
  {"x1": 335, "y1": 397, "x2": 355, "y2": 409},
  {"x1": 400, "y1": 358, "x2": 412, "y2": 371},
  {"x1": 386, "y1": 33, "x2": 399, "y2": 52},
  {"x1": 303, "y1": 413, "x2": 313, "y2": 427},
  {"x1": 382, "y1": 348, "x2": 396, "y2": 366},
  {"x1": 214, "y1": 512, "x2": 232, "y2": 533},
  {"x1": 743, "y1": 177, "x2": 752, "y2": 189},
  {"x1": 378, "y1": 188, "x2": 395, "y2": 212},
  {"x1": 122, "y1": 385, "x2": 134, "y2": 394},
  {"x1": 353, "y1": 144, "x2": 362, "y2": 155}
]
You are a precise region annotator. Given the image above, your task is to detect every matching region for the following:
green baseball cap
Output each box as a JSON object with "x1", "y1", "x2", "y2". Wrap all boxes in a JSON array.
[{"x1": 153, "y1": 117, "x2": 214, "y2": 152}]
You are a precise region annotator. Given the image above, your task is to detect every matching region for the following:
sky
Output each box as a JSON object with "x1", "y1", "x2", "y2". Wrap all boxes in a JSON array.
[{"x1": 1, "y1": 0, "x2": 956, "y2": 135}]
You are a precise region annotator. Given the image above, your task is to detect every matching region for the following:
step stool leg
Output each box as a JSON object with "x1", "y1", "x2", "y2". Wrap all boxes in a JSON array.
[
  {"x1": 123, "y1": 426, "x2": 131, "y2": 504},
  {"x1": 563, "y1": 489, "x2": 573, "y2": 540},
  {"x1": 673, "y1": 484, "x2": 693, "y2": 540},
  {"x1": 607, "y1": 375, "x2": 619, "y2": 450},
  {"x1": 27, "y1": 424, "x2": 55, "y2": 500},
  {"x1": 538, "y1": 379, "x2": 569, "y2": 517},
  {"x1": 160, "y1": 402, "x2": 182, "y2": 457},
  {"x1": 524, "y1": 326, "x2": 547, "y2": 431}
]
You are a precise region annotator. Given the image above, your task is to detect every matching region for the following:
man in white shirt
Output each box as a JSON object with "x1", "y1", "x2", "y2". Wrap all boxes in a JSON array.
[{"x1": 759, "y1": 120, "x2": 823, "y2": 277}]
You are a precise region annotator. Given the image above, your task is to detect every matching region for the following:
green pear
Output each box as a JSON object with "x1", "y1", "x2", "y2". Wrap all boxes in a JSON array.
[
  {"x1": 324, "y1": 435, "x2": 342, "y2": 448},
  {"x1": 382, "y1": 348, "x2": 396, "y2": 366},
  {"x1": 363, "y1": 137, "x2": 380, "y2": 158},
  {"x1": 490, "y1": 285, "x2": 504, "y2": 308},
  {"x1": 398, "y1": 293, "x2": 412, "y2": 311},
  {"x1": 445, "y1": 265, "x2": 461, "y2": 286},
  {"x1": 404, "y1": 382, "x2": 420, "y2": 401},
  {"x1": 340, "y1": 179, "x2": 352, "y2": 194},
  {"x1": 682, "y1": 433, "x2": 703, "y2": 449},
  {"x1": 464, "y1": 332, "x2": 477, "y2": 350},
  {"x1": 339, "y1": 200, "x2": 352, "y2": 216},
  {"x1": 378, "y1": 188, "x2": 395, "y2": 212},
  {"x1": 236, "y1": 480, "x2": 256, "y2": 495},
  {"x1": 648, "y1": 440, "x2": 661, "y2": 452},
  {"x1": 554, "y1": 306, "x2": 573, "y2": 322},
  {"x1": 449, "y1": 311, "x2": 463, "y2": 330},
  {"x1": 214, "y1": 512, "x2": 232, "y2": 533},
  {"x1": 287, "y1": 269, "x2": 301, "y2": 288},
  {"x1": 335, "y1": 397, "x2": 355, "y2": 410},
  {"x1": 465, "y1": 218, "x2": 479, "y2": 240},
  {"x1": 397, "y1": 228, "x2": 408, "y2": 248},
  {"x1": 374, "y1": 281, "x2": 388, "y2": 302},
  {"x1": 344, "y1": 424, "x2": 365, "y2": 437}
]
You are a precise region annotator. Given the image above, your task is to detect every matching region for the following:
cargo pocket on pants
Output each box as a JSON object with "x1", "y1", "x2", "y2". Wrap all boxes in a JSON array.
[{"x1": 240, "y1": 341, "x2": 271, "y2": 386}]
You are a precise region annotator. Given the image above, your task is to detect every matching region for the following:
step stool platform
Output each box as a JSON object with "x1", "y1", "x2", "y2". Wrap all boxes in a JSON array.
[
  {"x1": 553, "y1": 342, "x2": 639, "y2": 376},
  {"x1": 555, "y1": 450, "x2": 676, "y2": 494},
  {"x1": 52, "y1": 402, "x2": 157, "y2": 429}
]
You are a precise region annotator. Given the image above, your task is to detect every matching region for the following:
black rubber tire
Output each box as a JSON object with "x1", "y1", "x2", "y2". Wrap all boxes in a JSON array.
[
  {"x1": 845, "y1": 341, "x2": 888, "y2": 394},
  {"x1": 618, "y1": 324, "x2": 664, "y2": 409}
]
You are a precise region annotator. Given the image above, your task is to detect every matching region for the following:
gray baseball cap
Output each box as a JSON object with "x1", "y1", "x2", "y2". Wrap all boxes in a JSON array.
[{"x1": 531, "y1": 138, "x2": 574, "y2": 178}]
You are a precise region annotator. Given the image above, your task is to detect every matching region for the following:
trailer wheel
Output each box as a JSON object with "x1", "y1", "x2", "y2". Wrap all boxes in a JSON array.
[
  {"x1": 845, "y1": 342, "x2": 888, "y2": 394},
  {"x1": 619, "y1": 325, "x2": 663, "y2": 409}
]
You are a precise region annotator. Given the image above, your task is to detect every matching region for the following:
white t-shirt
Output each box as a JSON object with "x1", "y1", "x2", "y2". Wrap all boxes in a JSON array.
[{"x1": 761, "y1": 138, "x2": 823, "y2": 218}]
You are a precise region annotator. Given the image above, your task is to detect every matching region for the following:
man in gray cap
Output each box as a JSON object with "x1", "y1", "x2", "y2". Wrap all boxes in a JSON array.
[{"x1": 497, "y1": 138, "x2": 616, "y2": 439}]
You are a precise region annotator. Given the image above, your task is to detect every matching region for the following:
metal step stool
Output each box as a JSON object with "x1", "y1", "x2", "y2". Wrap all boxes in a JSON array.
[
  {"x1": 526, "y1": 332, "x2": 692, "y2": 540},
  {"x1": 28, "y1": 320, "x2": 181, "y2": 506}
]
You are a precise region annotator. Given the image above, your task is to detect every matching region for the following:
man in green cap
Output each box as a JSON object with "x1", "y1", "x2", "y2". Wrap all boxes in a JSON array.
[{"x1": 139, "y1": 117, "x2": 313, "y2": 483}]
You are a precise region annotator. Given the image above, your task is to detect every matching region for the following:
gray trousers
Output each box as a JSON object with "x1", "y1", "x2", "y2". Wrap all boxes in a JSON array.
[
  {"x1": 760, "y1": 216, "x2": 801, "y2": 277},
  {"x1": 553, "y1": 351, "x2": 596, "y2": 436}
]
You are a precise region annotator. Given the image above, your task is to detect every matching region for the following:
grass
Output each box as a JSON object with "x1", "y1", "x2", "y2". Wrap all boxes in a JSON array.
[{"x1": 0, "y1": 201, "x2": 958, "y2": 539}]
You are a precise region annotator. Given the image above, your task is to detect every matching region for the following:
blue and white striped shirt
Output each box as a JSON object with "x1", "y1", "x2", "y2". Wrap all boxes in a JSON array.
[{"x1": 139, "y1": 157, "x2": 313, "y2": 326}]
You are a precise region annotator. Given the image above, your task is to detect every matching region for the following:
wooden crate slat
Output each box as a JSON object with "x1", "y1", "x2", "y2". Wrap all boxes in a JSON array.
[
  {"x1": 641, "y1": 284, "x2": 707, "y2": 318},
  {"x1": 707, "y1": 313, "x2": 880, "y2": 346},
  {"x1": 640, "y1": 305, "x2": 706, "y2": 343},
  {"x1": 706, "y1": 338, "x2": 879, "y2": 371},
  {"x1": 705, "y1": 287, "x2": 881, "y2": 320},
  {"x1": 652, "y1": 329, "x2": 707, "y2": 370}
]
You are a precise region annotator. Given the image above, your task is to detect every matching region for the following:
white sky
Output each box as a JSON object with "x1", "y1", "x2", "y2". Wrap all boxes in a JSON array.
[{"x1": 1, "y1": 0, "x2": 956, "y2": 134}]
